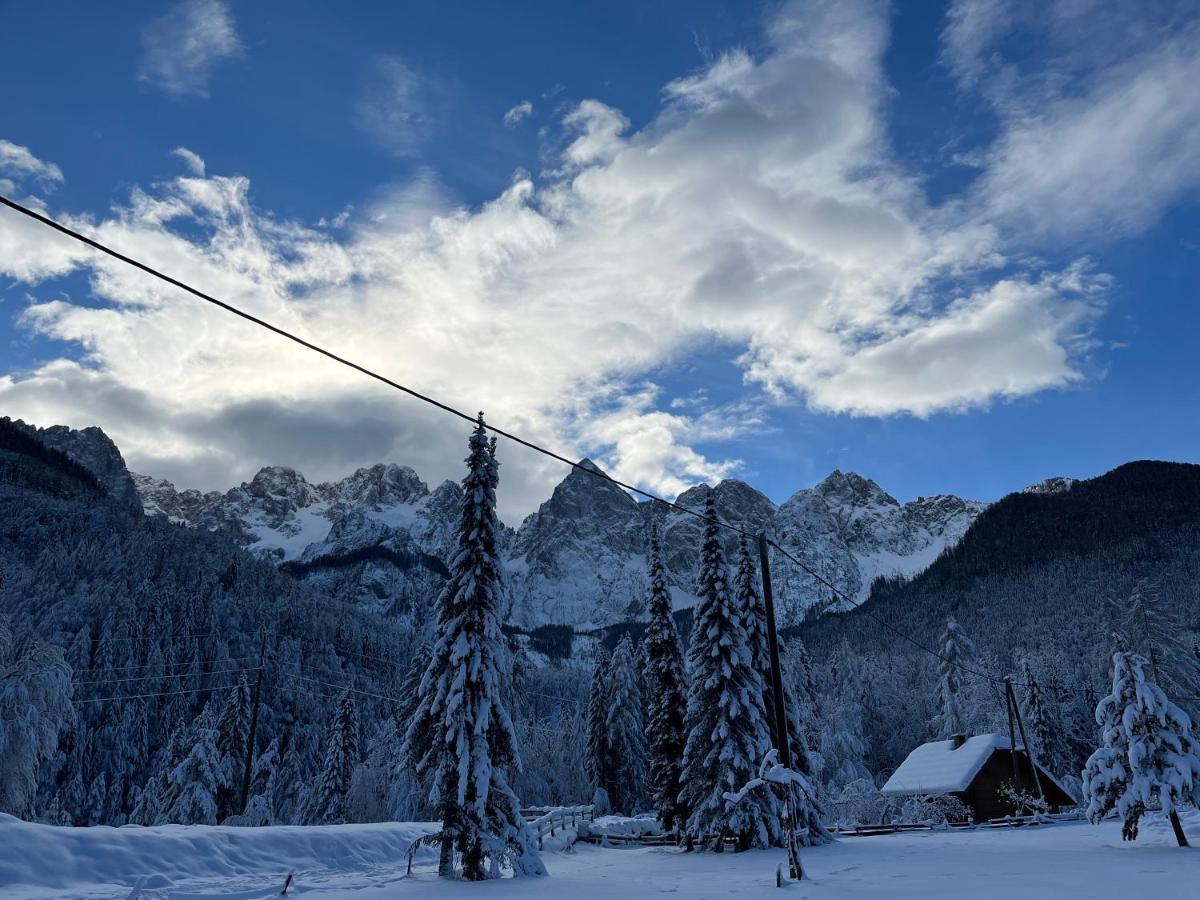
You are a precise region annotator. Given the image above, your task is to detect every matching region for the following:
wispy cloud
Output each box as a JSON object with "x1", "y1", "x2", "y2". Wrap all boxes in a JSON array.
[
  {"x1": 0, "y1": 139, "x2": 64, "y2": 190},
  {"x1": 170, "y1": 147, "x2": 206, "y2": 176},
  {"x1": 353, "y1": 56, "x2": 439, "y2": 157},
  {"x1": 503, "y1": 100, "x2": 534, "y2": 127},
  {"x1": 944, "y1": 0, "x2": 1200, "y2": 241},
  {"x1": 138, "y1": 0, "x2": 241, "y2": 99}
]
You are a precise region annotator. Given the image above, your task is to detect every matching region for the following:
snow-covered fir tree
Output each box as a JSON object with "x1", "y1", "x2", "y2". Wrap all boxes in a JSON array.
[
  {"x1": 733, "y1": 538, "x2": 829, "y2": 846},
  {"x1": 1020, "y1": 658, "x2": 1066, "y2": 777},
  {"x1": 309, "y1": 688, "x2": 359, "y2": 824},
  {"x1": 818, "y1": 645, "x2": 871, "y2": 790},
  {"x1": 641, "y1": 522, "x2": 688, "y2": 832},
  {"x1": 605, "y1": 634, "x2": 646, "y2": 814},
  {"x1": 934, "y1": 616, "x2": 974, "y2": 738},
  {"x1": 585, "y1": 646, "x2": 615, "y2": 810},
  {"x1": 1082, "y1": 651, "x2": 1200, "y2": 847},
  {"x1": 1116, "y1": 580, "x2": 1200, "y2": 715},
  {"x1": 678, "y1": 495, "x2": 778, "y2": 851},
  {"x1": 0, "y1": 628, "x2": 74, "y2": 818},
  {"x1": 215, "y1": 677, "x2": 251, "y2": 821},
  {"x1": 226, "y1": 738, "x2": 280, "y2": 826},
  {"x1": 401, "y1": 415, "x2": 545, "y2": 880},
  {"x1": 165, "y1": 702, "x2": 225, "y2": 825}
]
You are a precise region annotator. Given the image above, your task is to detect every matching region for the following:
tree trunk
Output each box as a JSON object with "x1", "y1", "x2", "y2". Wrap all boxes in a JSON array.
[
  {"x1": 1169, "y1": 810, "x2": 1189, "y2": 848},
  {"x1": 438, "y1": 801, "x2": 459, "y2": 878},
  {"x1": 438, "y1": 830, "x2": 455, "y2": 879}
]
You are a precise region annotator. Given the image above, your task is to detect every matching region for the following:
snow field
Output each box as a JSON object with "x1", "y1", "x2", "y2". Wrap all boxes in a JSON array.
[{"x1": 2, "y1": 813, "x2": 1196, "y2": 899}]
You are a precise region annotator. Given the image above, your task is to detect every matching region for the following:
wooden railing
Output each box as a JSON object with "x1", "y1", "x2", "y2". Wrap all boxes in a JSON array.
[{"x1": 524, "y1": 805, "x2": 596, "y2": 849}]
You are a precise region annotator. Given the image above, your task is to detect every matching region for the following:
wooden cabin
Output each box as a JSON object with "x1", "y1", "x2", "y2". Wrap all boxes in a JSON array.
[{"x1": 880, "y1": 733, "x2": 1076, "y2": 821}]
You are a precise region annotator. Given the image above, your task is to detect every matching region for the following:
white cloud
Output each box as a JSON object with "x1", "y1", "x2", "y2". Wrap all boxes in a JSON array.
[
  {"x1": 941, "y1": 0, "x2": 1011, "y2": 89},
  {"x1": 944, "y1": 0, "x2": 1200, "y2": 241},
  {"x1": 139, "y1": 0, "x2": 241, "y2": 99},
  {"x1": 354, "y1": 56, "x2": 438, "y2": 157},
  {"x1": 503, "y1": 100, "x2": 534, "y2": 127},
  {"x1": 2, "y1": 0, "x2": 1166, "y2": 518},
  {"x1": 170, "y1": 147, "x2": 206, "y2": 176},
  {"x1": 0, "y1": 139, "x2": 64, "y2": 189}
]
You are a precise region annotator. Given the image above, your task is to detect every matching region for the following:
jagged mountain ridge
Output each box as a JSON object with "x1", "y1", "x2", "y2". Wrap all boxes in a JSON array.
[{"x1": 132, "y1": 451, "x2": 986, "y2": 629}]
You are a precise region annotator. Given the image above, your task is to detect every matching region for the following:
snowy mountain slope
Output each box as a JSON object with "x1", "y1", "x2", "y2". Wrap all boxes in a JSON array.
[
  {"x1": 133, "y1": 452, "x2": 986, "y2": 629},
  {"x1": 5, "y1": 418, "x2": 143, "y2": 516},
  {"x1": 768, "y1": 472, "x2": 986, "y2": 622}
]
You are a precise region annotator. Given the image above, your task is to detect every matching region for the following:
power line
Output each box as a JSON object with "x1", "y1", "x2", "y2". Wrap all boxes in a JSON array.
[
  {"x1": 73, "y1": 681, "x2": 243, "y2": 704},
  {"x1": 281, "y1": 671, "x2": 404, "y2": 704},
  {"x1": 75, "y1": 664, "x2": 262, "y2": 688},
  {"x1": 0, "y1": 195, "x2": 1014, "y2": 689},
  {"x1": 74, "y1": 654, "x2": 260, "y2": 677}
]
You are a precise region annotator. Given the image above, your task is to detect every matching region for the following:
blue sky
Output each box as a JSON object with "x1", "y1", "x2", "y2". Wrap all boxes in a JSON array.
[{"x1": 1, "y1": 0, "x2": 1198, "y2": 519}]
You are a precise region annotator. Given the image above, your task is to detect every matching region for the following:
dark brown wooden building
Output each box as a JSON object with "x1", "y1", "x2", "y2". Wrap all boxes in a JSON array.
[{"x1": 881, "y1": 733, "x2": 1076, "y2": 821}]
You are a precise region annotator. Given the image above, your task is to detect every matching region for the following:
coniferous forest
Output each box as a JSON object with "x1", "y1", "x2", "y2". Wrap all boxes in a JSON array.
[{"x1": 2, "y1": 416, "x2": 1199, "y2": 846}]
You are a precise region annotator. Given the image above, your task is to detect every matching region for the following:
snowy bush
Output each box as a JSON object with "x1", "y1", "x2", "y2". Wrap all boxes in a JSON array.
[
  {"x1": 824, "y1": 777, "x2": 888, "y2": 829},
  {"x1": 897, "y1": 793, "x2": 972, "y2": 827}
]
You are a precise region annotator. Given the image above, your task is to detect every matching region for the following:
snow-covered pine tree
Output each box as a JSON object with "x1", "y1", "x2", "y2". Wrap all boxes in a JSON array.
[
  {"x1": 818, "y1": 646, "x2": 871, "y2": 790},
  {"x1": 165, "y1": 702, "x2": 226, "y2": 825},
  {"x1": 934, "y1": 616, "x2": 974, "y2": 738},
  {"x1": 605, "y1": 634, "x2": 646, "y2": 814},
  {"x1": 585, "y1": 645, "x2": 615, "y2": 807},
  {"x1": 309, "y1": 688, "x2": 359, "y2": 824},
  {"x1": 1020, "y1": 658, "x2": 1065, "y2": 777},
  {"x1": 678, "y1": 495, "x2": 777, "y2": 852},
  {"x1": 1118, "y1": 579, "x2": 1200, "y2": 715},
  {"x1": 732, "y1": 538, "x2": 829, "y2": 846},
  {"x1": 215, "y1": 676, "x2": 251, "y2": 821},
  {"x1": 226, "y1": 738, "x2": 280, "y2": 826},
  {"x1": 401, "y1": 414, "x2": 545, "y2": 880},
  {"x1": 0, "y1": 633, "x2": 74, "y2": 818},
  {"x1": 642, "y1": 522, "x2": 688, "y2": 832},
  {"x1": 1082, "y1": 651, "x2": 1200, "y2": 847}
]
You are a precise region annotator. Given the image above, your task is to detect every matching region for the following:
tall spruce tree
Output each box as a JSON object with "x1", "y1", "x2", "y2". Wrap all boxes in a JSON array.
[
  {"x1": 1083, "y1": 651, "x2": 1200, "y2": 847},
  {"x1": 165, "y1": 703, "x2": 225, "y2": 825},
  {"x1": 606, "y1": 634, "x2": 647, "y2": 814},
  {"x1": 401, "y1": 415, "x2": 545, "y2": 880},
  {"x1": 215, "y1": 677, "x2": 251, "y2": 821},
  {"x1": 1020, "y1": 658, "x2": 1064, "y2": 777},
  {"x1": 642, "y1": 523, "x2": 687, "y2": 832},
  {"x1": 935, "y1": 617, "x2": 974, "y2": 738},
  {"x1": 585, "y1": 647, "x2": 615, "y2": 810},
  {"x1": 678, "y1": 495, "x2": 777, "y2": 851},
  {"x1": 310, "y1": 688, "x2": 359, "y2": 824},
  {"x1": 1117, "y1": 580, "x2": 1200, "y2": 715},
  {"x1": 733, "y1": 538, "x2": 829, "y2": 846}
]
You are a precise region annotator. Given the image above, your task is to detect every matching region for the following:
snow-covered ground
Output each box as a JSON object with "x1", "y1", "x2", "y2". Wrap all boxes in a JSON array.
[{"x1": 1, "y1": 812, "x2": 1196, "y2": 899}]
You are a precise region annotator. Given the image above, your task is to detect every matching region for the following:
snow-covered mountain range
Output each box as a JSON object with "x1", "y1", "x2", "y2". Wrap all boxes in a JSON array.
[{"x1": 133, "y1": 452, "x2": 986, "y2": 629}]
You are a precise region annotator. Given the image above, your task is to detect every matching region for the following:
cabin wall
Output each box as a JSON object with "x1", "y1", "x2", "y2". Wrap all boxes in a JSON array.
[{"x1": 967, "y1": 751, "x2": 1073, "y2": 820}]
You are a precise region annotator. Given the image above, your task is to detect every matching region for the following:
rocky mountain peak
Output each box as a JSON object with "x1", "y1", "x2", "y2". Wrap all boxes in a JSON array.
[
  {"x1": 325, "y1": 463, "x2": 428, "y2": 508},
  {"x1": 19, "y1": 420, "x2": 143, "y2": 515},
  {"x1": 813, "y1": 469, "x2": 898, "y2": 509},
  {"x1": 525, "y1": 458, "x2": 639, "y2": 527}
]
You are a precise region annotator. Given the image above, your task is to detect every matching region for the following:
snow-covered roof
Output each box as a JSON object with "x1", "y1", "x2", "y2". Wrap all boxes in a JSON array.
[{"x1": 881, "y1": 734, "x2": 1011, "y2": 795}]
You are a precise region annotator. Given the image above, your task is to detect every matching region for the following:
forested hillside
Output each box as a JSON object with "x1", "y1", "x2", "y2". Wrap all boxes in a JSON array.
[{"x1": 798, "y1": 461, "x2": 1200, "y2": 784}]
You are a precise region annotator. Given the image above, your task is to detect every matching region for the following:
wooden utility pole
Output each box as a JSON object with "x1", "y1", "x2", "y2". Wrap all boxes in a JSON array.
[
  {"x1": 239, "y1": 629, "x2": 267, "y2": 813},
  {"x1": 757, "y1": 533, "x2": 803, "y2": 882},
  {"x1": 1007, "y1": 679, "x2": 1046, "y2": 807},
  {"x1": 1003, "y1": 676, "x2": 1022, "y2": 790}
]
